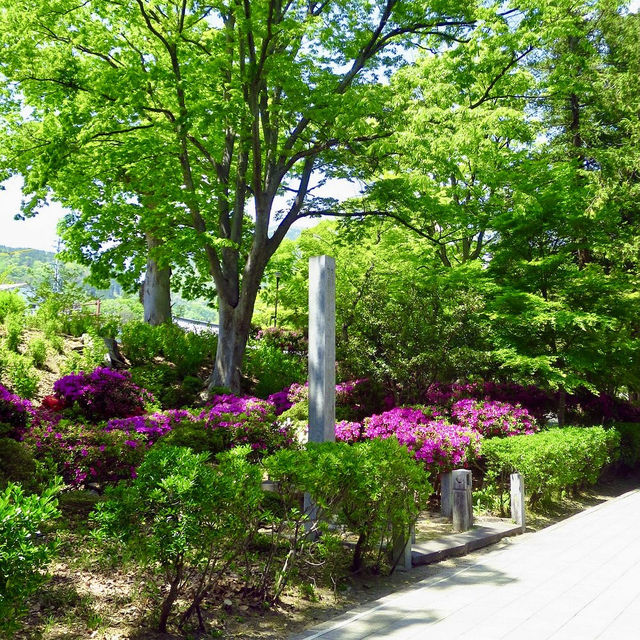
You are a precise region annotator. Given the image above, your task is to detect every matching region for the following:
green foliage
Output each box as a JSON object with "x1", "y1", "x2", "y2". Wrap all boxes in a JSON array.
[
  {"x1": 26, "y1": 337, "x2": 47, "y2": 369},
  {"x1": 0, "y1": 291, "x2": 25, "y2": 324},
  {"x1": 611, "y1": 423, "x2": 640, "y2": 470},
  {"x1": 121, "y1": 321, "x2": 215, "y2": 376},
  {"x1": 481, "y1": 427, "x2": 621, "y2": 506},
  {"x1": 0, "y1": 482, "x2": 60, "y2": 638},
  {"x1": 129, "y1": 364, "x2": 178, "y2": 407},
  {"x1": 60, "y1": 331, "x2": 108, "y2": 375},
  {"x1": 280, "y1": 400, "x2": 309, "y2": 423},
  {"x1": 5, "y1": 354, "x2": 39, "y2": 399},
  {"x1": 244, "y1": 342, "x2": 306, "y2": 398},
  {"x1": 91, "y1": 445, "x2": 263, "y2": 633},
  {"x1": 160, "y1": 421, "x2": 232, "y2": 457},
  {"x1": 120, "y1": 321, "x2": 160, "y2": 366},
  {"x1": 156, "y1": 324, "x2": 216, "y2": 377},
  {"x1": 4, "y1": 311, "x2": 25, "y2": 353},
  {"x1": 0, "y1": 438, "x2": 39, "y2": 492},
  {"x1": 264, "y1": 439, "x2": 433, "y2": 573}
]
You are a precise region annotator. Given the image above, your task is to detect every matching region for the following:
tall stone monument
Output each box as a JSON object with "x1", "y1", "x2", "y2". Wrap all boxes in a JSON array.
[{"x1": 308, "y1": 255, "x2": 336, "y2": 443}]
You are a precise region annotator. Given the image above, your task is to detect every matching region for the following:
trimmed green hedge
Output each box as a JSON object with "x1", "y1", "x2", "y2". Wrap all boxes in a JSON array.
[
  {"x1": 481, "y1": 426, "x2": 620, "y2": 505},
  {"x1": 610, "y1": 423, "x2": 640, "y2": 470}
]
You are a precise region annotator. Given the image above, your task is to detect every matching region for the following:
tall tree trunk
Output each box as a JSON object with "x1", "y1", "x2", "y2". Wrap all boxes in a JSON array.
[
  {"x1": 143, "y1": 233, "x2": 172, "y2": 326},
  {"x1": 207, "y1": 258, "x2": 264, "y2": 394}
]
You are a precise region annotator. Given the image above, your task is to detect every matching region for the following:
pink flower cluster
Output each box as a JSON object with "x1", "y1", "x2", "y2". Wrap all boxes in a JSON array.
[
  {"x1": 105, "y1": 410, "x2": 195, "y2": 443},
  {"x1": 335, "y1": 407, "x2": 482, "y2": 475},
  {"x1": 451, "y1": 399, "x2": 538, "y2": 438}
]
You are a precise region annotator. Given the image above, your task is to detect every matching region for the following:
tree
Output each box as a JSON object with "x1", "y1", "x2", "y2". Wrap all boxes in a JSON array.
[{"x1": 0, "y1": 0, "x2": 480, "y2": 392}]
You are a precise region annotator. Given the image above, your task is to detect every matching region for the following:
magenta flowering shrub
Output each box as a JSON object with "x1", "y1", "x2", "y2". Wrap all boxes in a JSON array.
[
  {"x1": 359, "y1": 407, "x2": 481, "y2": 475},
  {"x1": 256, "y1": 326, "x2": 308, "y2": 354},
  {"x1": 271, "y1": 378, "x2": 394, "y2": 419},
  {"x1": 451, "y1": 399, "x2": 538, "y2": 438},
  {"x1": 267, "y1": 389, "x2": 293, "y2": 415},
  {"x1": 410, "y1": 421, "x2": 482, "y2": 474},
  {"x1": 335, "y1": 420, "x2": 364, "y2": 443},
  {"x1": 53, "y1": 367, "x2": 153, "y2": 420},
  {"x1": 0, "y1": 384, "x2": 35, "y2": 438},
  {"x1": 200, "y1": 394, "x2": 296, "y2": 458},
  {"x1": 566, "y1": 389, "x2": 640, "y2": 425},
  {"x1": 23, "y1": 419, "x2": 146, "y2": 487},
  {"x1": 423, "y1": 381, "x2": 553, "y2": 422},
  {"x1": 105, "y1": 410, "x2": 196, "y2": 443},
  {"x1": 286, "y1": 382, "x2": 309, "y2": 405}
]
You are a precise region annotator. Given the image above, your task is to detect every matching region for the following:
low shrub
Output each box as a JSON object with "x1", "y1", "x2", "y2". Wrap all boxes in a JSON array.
[
  {"x1": 0, "y1": 438, "x2": 40, "y2": 492},
  {"x1": 264, "y1": 439, "x2": 433, "y2": 573},
  {"x1": 0, "y1": 384, "x2": 35, "y2": 438},
  {"x1": 105, "y1": 409, "x2": 196, "y2": 444},
  {"x1": 199, "y1": 394, "x2": 296, "y2": 459},
  {"x1": 53, "y1": 367, "x2": 153, "y2": 420},
  {"x1": 255, "y1": 326, "x2": 308, "y2": 354},
  {"x1": 5, "y1": 311, "x2": 25, "y2": 352},
  {"x1": 157, "y1": 324, "x2": 216, "y2": 376},
  {"x1": 5, "y1": 355, "x2": 39, "y2": 400},
  {"x1": 362, "y1": 407, "x2": 482, "y2": 475},
  {"x1": 0, "y1": 291, "x2": 26, "y2": 324},
  {"x1": 91, "y1": 445, "x2": 263, "y2": 633},
  {"x1": 129, "y1": 364, "x2": 179, "y2": 408},
  {"x1": 23, "y1": 419, "x2": 147, "y2": 488},
  {"x1": 244, "y1": 342, "x2": 306, "y2": 398},
  {"x1": 27, "y1": 337, "x2": 48, "y2": 369},
  {"x1": 481, "y1": 426, "x2": 620, "y2": 506},
  {"x1": 0, "y1": 482, "x2": 60, "y2": 638},
  {"x1": 611, "y1": 423, "x2": 640, "y2": 470},
  {"x1": 120, "y1": 321, "x2": 160, "y2": 365},
  {"x1": 160, "y1": 419, "x2": 232, "y2": 456}
]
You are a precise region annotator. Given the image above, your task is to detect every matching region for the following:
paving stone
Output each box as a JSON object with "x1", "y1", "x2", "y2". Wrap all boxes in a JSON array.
[{"x1": 291, "y1": 488, "x2": 640, "y2": 640}]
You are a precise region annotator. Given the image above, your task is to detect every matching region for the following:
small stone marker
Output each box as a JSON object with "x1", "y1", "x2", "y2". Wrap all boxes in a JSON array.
[
  {"x1": 452, "y1": 469, "x2": 473, "y2": 532},
  {"x1": 308, "y1": 255, "x2": 336, "y2": 443},
  {"x1": 510, "y1": 473, "x2": 526, "y2": 533},
  {"x1": 441, "y1": 472, "x2": 453, "y2": 518},
  {"x1": 391, "y1": 525, "x2": 414, "y2": 572}
]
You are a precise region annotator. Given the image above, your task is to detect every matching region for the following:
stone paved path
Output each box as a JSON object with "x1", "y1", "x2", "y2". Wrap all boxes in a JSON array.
[{"x1": 292, "y1": 489, "x2": 640, "y2": 640}]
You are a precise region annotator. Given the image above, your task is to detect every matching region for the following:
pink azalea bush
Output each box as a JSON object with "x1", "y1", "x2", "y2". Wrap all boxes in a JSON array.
[
  {"x1": 199, "y1": 394, "x2": 296, "y2": 457},
  {"x1": 22, "y1": 419, "x2": 147, "y2": 487},
  {"x1": 451, "y1": 399, "x2": 538, "y2": 438},
  {"x1": 54, "y1": 368, "x2": 153, "y2": 420},
  {"x1": 105, "y1": 410, "x2": 196, "y2": 443},
  {"x1": 337, "y1": 407, "x2": 482, "y2": 475},
  {"x1": 0, "y1": 384, "x2": 36, "y2": 438}
]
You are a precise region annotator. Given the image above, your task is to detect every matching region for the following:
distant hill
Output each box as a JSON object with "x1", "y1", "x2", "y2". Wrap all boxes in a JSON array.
[
  {"x1": 0, "y1": 245, "x2": 217, "y2": 322},
  {"x1": 0, "y1": 245, "x2": 123, "y2": 298}
]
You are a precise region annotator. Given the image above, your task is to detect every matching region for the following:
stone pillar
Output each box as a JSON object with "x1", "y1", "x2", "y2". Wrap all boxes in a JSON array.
[
  {"x1": 391, "y1": 525, "x2": 414, "y2": 572},
  {"x1": 308, "y1": 255, "x2": 335, "y2": 443},
  {"x1": 452, "y1": 469, "x2": 473, "y2": 533},
  {"x1": 440, "y1": 472, "x2": 453, "y2": 518},
  {"x1": 510, "y1": 473, "x2": 526, "y2": 533}
]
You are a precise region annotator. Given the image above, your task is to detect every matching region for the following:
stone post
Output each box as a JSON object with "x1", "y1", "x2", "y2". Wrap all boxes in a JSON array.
[
  {"x1": 305, "y1": 256, "x2": 335, "y2": 534},
  {"x1": 391, "y1": 525, "x2": 414, "y2": 572},
  {"x1": 510, "y1": 473, "x2": 526, "y2": 533},
  {"x1": 452, "y1": 469, "x2": 473, "y2": 532},
  {"x1": 440, "y1": 472, "x2": 453, "y2": 518},
  {"x1": 308, "y1": 255, "x2": 336, "y2": 443}
]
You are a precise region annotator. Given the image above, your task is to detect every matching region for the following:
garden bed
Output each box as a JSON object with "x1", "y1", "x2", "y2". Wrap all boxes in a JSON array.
[{"x1": 15, "y1": 473, "x2": 640, "y2": 640}]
